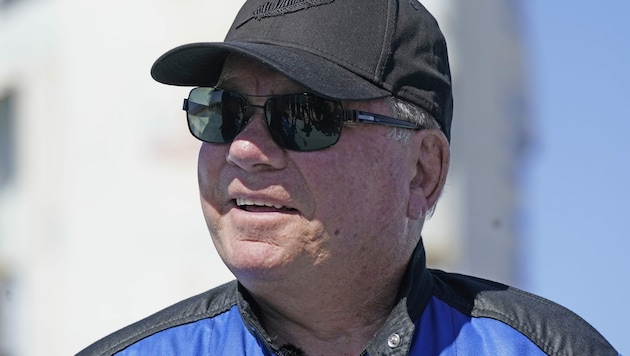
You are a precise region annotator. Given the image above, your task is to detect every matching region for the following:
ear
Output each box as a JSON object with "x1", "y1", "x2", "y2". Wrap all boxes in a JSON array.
[{"x1": 407, "y1": 130, "x2": 450, "y2": 219}]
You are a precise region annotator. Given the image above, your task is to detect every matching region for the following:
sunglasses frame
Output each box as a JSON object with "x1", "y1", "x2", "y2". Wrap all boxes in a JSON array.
[{"x1": 183, "y1": 87, "x2": 424, "y2": 151}]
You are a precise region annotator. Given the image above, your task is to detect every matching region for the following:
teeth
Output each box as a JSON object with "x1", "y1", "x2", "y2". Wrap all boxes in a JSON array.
[{"x1": 236, "y1": 198, "x2": 286, "y2": 209}]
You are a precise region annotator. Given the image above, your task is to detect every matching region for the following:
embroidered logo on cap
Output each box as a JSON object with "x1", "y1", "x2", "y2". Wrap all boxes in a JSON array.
[{"x1": 236, "y1": 0, "x2": 335, "y2": 28}]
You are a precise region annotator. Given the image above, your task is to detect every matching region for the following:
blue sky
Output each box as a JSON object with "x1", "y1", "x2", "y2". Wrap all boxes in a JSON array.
[{"x1": 523, "y1": 1, "x2": 629, "y2": 353}]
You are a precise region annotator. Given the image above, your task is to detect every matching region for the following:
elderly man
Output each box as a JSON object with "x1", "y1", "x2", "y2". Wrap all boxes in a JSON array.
[{"x1": 79, "y1": 0, "x2": 619, "y2": 355}]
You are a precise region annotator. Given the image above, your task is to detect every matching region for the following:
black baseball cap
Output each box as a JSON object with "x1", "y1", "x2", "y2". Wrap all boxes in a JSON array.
[{"x1": 151, "y1": 0, "x2": 453, "y2": 139}]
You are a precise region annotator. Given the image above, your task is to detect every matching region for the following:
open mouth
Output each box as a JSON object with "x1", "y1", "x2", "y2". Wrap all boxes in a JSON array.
[{"x1": 235, "y1": 198, "x2": 296, "y2": 213}]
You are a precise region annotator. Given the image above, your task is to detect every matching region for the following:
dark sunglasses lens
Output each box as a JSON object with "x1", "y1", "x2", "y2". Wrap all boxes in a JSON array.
[
  {"x1": 266, "y1": 95, "x2": 343, "y2": 151},
  {"x1": 186, "y1": 88, "x2": 244, "y2": 143}
]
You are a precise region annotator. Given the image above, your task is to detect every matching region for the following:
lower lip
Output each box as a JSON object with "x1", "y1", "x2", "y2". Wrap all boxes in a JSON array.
[{"x1": 227, "y1": 206, "x2": 299, "y2": 227}]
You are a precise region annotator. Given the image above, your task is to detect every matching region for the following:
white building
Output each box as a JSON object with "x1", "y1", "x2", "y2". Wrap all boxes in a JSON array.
[
  {"x1": 421, "y1": 0, "x2": 529, "y2": 284},
  {"x1": 0, "y1": 0, "x2": 528, "y2": 354}
]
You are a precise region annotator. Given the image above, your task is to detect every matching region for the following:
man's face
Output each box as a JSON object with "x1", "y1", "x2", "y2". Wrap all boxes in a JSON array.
[{"x1": 198, "y1": 56, "x2": 422, "y2": 288}]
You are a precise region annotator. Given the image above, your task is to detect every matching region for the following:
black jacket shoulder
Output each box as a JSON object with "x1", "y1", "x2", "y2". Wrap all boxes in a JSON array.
[{"x1": 76, "y1": 280, "x2": 238, "y2": 356}]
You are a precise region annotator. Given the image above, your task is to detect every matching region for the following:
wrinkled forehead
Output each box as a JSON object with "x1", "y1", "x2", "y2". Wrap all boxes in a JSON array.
[
  {"x1": 216, "y1": 54, "x2": 391, "y2": 114},
  {"x1": 217, "y1": 54, "x2": 307, "y2": 96}
]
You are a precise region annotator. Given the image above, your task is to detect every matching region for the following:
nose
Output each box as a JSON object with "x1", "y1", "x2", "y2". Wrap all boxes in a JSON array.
[{"x1": 226, "y1": 109, "x2": 287, "y2": 172}]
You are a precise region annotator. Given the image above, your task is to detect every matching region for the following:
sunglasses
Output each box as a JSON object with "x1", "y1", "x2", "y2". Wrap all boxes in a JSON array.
[{"x1": 183, "y1": 87, "x2": 424, "y2": 152}]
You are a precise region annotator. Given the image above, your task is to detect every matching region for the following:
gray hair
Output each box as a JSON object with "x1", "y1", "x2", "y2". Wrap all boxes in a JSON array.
[{"x1": 386, "y1": 97, "x2": 441, "y2": 143}]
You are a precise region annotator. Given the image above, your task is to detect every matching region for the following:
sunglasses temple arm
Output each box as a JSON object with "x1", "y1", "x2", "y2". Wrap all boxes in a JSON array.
[{"x1": 345, "y1": 110, "x2": 423, "y2": 130}]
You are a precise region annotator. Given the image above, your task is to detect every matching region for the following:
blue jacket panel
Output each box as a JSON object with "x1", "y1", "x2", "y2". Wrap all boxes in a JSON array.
[
  {"x1": 114, "y1": 306, "x2": 271, "y2": 356},
  {"x1": 411, "y1": 297, "x2": 545, "y2": 355}
]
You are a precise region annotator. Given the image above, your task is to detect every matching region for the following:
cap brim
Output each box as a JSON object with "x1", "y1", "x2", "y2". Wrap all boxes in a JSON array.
[{"x1": 151, "y1": 42, "x2": 390, "y2": 101}]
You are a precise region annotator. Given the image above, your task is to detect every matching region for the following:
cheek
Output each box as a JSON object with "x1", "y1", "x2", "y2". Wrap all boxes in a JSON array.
[
  {"x1": 303, "y1": 148, "x2": 410, "y2": 240},
  {"x1": 197, "y1": 144, "x2": 227, "y2": 224},
  {"x1": 198, "y1": 143, "x2": 223, "y2": 195}
]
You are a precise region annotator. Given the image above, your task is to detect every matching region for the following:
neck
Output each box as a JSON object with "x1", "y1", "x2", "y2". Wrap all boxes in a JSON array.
[{"x1": 242, "y1": 261, "x2": 408, "y2": 356}]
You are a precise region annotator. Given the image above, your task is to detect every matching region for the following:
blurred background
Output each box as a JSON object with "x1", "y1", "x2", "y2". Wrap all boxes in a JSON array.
[{"x1": 0, "y1": 0, "x2": 627, "y2": 354}]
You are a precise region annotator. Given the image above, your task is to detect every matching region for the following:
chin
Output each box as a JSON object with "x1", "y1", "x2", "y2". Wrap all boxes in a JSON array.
[{"x1": 223, "y1": 242, "x2": 291, "y2": 278}]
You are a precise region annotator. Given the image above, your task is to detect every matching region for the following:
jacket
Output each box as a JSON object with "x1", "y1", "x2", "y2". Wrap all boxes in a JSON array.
[{"x1": 77, "y1": 242, "x2": 619, "y2": 355}]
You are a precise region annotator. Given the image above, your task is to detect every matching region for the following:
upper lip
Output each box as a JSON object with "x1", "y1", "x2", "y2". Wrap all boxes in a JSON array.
[{"x1": 226, "y1": 176, "x2": 298, "y2": 212}]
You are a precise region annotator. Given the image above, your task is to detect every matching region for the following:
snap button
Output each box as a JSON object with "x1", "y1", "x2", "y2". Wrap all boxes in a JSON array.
[{"x1": 387, "y1": 333, "x2": 401, "y2": 348}]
